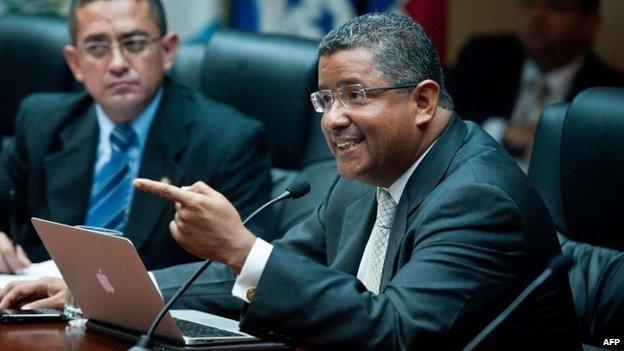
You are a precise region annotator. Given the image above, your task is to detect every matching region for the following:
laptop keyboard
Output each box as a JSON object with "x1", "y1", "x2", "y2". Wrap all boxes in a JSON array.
[{"x1": 173, "y1": 318, "x2": 245, "y2": 338}]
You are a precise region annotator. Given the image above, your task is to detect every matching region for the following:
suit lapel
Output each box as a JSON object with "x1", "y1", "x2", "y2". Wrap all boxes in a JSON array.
[
  {"x1": 44, "y1": 105, "x2": 98, "y2": 225},
  {"x1": 124, "y1": 83, "x2": 188, "y2": 250},
  {"x1": 379, "y1": 115, "x2": 467, "y2": 289},
  {"x1": 331, "y1": 188, "x2": 376, "y2": 275},
  {"x1": 566, "y1": 53, "x2": 598, "y2": 101}
]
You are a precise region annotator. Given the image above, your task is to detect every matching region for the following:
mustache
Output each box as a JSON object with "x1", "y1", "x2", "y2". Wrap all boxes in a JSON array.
[{"x1": 327, "y1": 126, "x2": 362, "y2": 138}]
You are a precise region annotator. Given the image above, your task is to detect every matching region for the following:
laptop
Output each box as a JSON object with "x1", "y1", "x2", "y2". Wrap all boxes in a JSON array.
[{"x1": 31, "y1": 217, "x2": 258, "y2": 346}]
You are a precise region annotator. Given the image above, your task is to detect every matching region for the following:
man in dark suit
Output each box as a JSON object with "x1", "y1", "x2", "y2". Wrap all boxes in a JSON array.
[
  {"x1": 0, "y1": 0, "x2": 273, "y2": 272},
  {"x1": 134, "y1": 13, "x2": 579, "y2": 350},
  {"x1": 0, "y1": 13, "x2": 580, "y2": 350},
  {"x1": 447, "y1": 0, "x2": 624, "y2": 168}
]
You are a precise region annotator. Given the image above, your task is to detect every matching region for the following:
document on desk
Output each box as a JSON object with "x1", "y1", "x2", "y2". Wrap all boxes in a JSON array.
[{"x1": 0, "y1": 260, "x2": 62, "y2": 289}]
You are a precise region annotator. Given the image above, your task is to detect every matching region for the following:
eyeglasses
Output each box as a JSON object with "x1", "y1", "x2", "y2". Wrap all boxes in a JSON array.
[
  {"x1": 81, "y1": 35, "x2": 162, "y2": 59},
  {"x1": 310, "y1": 83, "x2": 418, "y2": 113}
]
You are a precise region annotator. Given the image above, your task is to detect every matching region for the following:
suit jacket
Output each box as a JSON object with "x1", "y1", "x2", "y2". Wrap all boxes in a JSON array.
[
  {"x1": 155, "y1": 115, "x2": 580, "y2": 350},
  {"x1": 446, "y1": 35, "x2": 624, "y2": 125},
  {"x1": 560, "y1": 234, "x2": 624, "y2": 345},
  {"x1": 0, "y1": 78, "x2": 274, "y2": 270}
]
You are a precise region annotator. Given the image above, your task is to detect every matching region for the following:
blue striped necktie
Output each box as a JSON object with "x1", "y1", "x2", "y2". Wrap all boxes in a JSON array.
[{"x1": 85, "y1": 125, "x2": 137, "y2": 232}]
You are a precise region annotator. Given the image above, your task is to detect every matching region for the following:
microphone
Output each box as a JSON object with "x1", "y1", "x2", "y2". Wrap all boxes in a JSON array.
[
  {"x1": 284, "y1": 181, "x2": 311, "y2": 199},
  {"x1": 242, "y1": 181, "x2": 310, "y2": 223},
  {"x1": 129, "y1": 181, "x2": 311, "y2": 351},
  {"x1": 462, "y1": 253, "x2": 574, "y2": 351}
]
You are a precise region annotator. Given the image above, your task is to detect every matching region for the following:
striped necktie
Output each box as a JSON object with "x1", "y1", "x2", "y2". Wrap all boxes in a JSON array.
[
  {"x1": 516, "y1": 78, "x2": 550, "y2": 124},
  {"x1": 527, "y1": 78, "x2": 550, "y2": 123},
  {"x1": 85, "y1": 125, "x2": 137, "y2": 232}
]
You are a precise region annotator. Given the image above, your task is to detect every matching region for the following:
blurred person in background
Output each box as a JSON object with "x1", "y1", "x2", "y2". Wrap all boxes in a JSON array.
[{"x1": 447, "y1": 0, "x2": 624, "y2": 170}]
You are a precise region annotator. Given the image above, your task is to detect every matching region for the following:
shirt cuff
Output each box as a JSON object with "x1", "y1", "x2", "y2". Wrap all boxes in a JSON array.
[
  {"x1": 148, "y1": 271, "x2": 163, "y2": 298},
  {"x1": 482, "y1": 117, "x2": 506, "y2": 143},
  {"x1": 231, "y1": 238, "x2": 273, "y2": 303}
]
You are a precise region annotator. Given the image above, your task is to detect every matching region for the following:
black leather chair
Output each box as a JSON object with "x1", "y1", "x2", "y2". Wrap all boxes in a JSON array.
[
  {"x1": 0, "y1": 14, "x2": 74, "y2": 138},
  {"x1": 170, "y1": 42, "x2": 206, "y2": 92},
  {"x1": 194, "y1": 30, "x2": 331, "y2": 173},
  {"x1": 528, "y1": 87, "x2": 624, "y2": 347},
  {"x1": 176, "y1": 30, "x2": 336, "y2": 234}
]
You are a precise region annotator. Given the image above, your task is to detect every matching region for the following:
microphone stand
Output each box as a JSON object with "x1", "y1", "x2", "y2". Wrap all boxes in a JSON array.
[{"x1": 129, "y1": 182, "x2": 310, "y2": 351}]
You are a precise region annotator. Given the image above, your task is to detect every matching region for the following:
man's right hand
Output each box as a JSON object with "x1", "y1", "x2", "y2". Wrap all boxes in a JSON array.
[
  {"x1": 0, "y1": 277, "x2": 67, "y2": 310},
  {"x1": 0, "y1": 231, "x2": 31, "y2": 273}
]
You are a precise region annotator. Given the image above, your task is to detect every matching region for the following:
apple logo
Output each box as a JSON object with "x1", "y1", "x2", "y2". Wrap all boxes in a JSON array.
[{"x1": 96, "y1": 269, "x2": 115, "y2": 294}]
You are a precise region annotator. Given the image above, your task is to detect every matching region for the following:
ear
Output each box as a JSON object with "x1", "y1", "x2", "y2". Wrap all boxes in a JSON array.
[
  {"x1": 409, "y1": 79, "x2": 440, "y2": 127},
  {"x1": 63, "y1": 45, "x2": 84, "y2": 83},
  {"x1": 160, "y1": 33, "x2": 179, "y2": 71}
]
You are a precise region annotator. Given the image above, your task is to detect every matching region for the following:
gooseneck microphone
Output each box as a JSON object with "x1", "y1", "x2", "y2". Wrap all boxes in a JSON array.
[
  {"x1": 243, "y1": 181, "x2": 311, "y2": 225},
  {"x1": 462, "y1": 253, "x2": 574, "y2": 351},
  {"x1": 129, "y1": 182, "x2": 311, "y2": 351}
]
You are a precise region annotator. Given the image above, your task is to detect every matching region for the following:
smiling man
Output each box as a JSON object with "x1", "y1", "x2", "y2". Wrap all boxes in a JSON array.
[
  {"x1": 131, "y1": 13, "x2": 581, "y2": 349},
  {"x1": 0, "y1": 0, "x2": 273, "y2": 272},
  {"x1": 2, "y1": 12, "x2": 580, "y2": 350}
]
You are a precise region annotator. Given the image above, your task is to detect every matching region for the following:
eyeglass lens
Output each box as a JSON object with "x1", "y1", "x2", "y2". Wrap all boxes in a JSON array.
[{"x1": 83, "y1": 36, "x2": 157, "y2": 59}]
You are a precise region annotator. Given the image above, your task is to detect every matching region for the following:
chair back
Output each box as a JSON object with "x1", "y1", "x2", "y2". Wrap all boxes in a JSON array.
[
  {"x1": 530, "y1": 88, "x2": 624, "y2": 250},
  {"x1": 528, "y1": 103, "x2": 568, "y2": 233},
  {"x1": 528, "y1": 87, "x2": 624, "y2": 345},
  {"x1": 560, "y1": 88, "x2": 624, "y2": 250},
  {"x1": 198, "y1": 30, "x2": 330, "y2": 170},
  {"x1": 170, "y1": 42, "x2": 206, "y2": 92},
  {"x1": 0, "y1": 14, "x2": 74, "y2": 136}
]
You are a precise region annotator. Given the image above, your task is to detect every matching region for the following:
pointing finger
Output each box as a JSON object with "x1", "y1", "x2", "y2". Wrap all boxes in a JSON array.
[
  {"x1": 133, "y1": 178, "x2": 196, "y2": 206},
  {"x1": 186, "y1": 181, "x2": 216, "y2": 196}
]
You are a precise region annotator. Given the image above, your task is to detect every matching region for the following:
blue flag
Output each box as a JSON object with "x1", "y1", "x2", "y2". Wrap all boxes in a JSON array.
[{"x1": 231, "y1": 0, "x2": 358, "y2": 39}]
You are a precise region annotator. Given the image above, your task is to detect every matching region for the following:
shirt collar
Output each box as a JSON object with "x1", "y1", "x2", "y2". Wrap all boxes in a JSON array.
[
  {"x1": 379, "y1": 139, "x2": 438, "y2": 205},
  {"x1": 521, "y1": 56, "x2": 584, "y2": 102},
  {"x1": 94, "y1": 87, "x2": 163, "y2": 148}
]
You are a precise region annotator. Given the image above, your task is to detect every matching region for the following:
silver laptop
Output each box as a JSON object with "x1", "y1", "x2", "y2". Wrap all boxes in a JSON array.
[{"x1": 31, "y1": 217, "x2": 258, "y2": 345}]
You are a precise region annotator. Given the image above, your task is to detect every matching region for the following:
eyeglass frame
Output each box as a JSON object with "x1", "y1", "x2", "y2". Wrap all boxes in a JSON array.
[
  {"x1": 310, "y1": 83, "x2": 419, "y2": 113},
  {"x1": 78, "y1": 35, "x2": 163, "y2": 60}
]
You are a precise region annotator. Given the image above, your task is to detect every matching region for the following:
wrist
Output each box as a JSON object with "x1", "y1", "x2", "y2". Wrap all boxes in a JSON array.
[{"x1": 226, "y1": 228, "x2": 257, "y2": 275}]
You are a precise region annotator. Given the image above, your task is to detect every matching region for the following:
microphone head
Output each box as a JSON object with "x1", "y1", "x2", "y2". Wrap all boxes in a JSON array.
[{"x1": 285, "y1": 181, "x2": 311, "y2": 199}]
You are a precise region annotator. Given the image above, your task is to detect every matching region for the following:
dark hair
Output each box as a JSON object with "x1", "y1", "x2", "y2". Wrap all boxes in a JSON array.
[
  {"x1": 580, "y1": 0, "x2": 600, "y2": 13},
  {"x1": 523, "y1": 0, "x2": 601, "y2": 13},
  {"x1": 68, "y1": 0, "x2": 167, "y2": 42},
  {"x1": 318, "y1": 13, "x2": 453, "y2": 110}
]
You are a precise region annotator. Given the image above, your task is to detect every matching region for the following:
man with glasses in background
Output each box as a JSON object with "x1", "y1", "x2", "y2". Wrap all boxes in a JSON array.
[
  {"x1": 1, "y1": 13, "x2": 580, "y2": 350},
  {"x1": 0, "y1": 0, "x2": 274, "y2": 275}
]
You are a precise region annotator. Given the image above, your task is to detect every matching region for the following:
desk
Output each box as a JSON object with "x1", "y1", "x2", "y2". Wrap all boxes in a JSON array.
[
  {"x1": 0, "y1": 322, "x2": 291, "y2": 350},
  {"x1": 0, "y1": 322, "x2": 131, "y2": 350}
]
